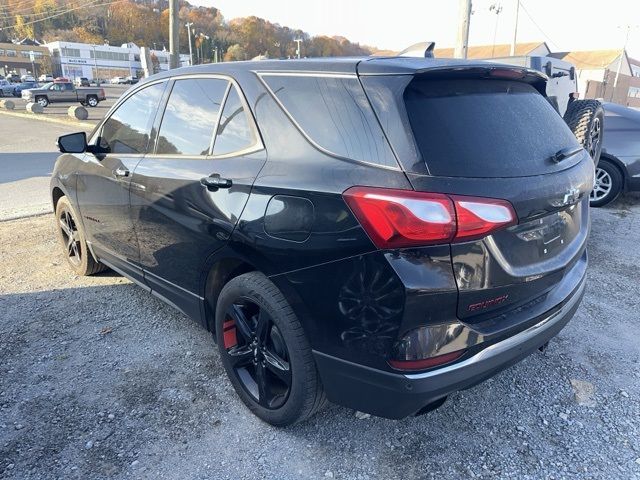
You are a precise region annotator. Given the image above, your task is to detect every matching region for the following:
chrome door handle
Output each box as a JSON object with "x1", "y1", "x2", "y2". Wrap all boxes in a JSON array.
[{"x1": 113, "y1": 167, "x2": 130, "y2": 178}]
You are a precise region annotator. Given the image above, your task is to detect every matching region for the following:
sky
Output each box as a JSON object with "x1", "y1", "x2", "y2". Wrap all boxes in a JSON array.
[{"x1": 194, "y1": 0, "x2": 640, "y2": 59}]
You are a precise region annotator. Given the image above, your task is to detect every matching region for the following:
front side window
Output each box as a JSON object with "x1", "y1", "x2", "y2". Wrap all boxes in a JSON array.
[
  {"x1": 156, "y1": 78, "x2": 228, "y2": 155},
  {"x1": 213, "y1": 86, "x2": 257, "y2": 156},
  {"x1": 99, "y1": 82, "x2": 165, "y2": 154}
]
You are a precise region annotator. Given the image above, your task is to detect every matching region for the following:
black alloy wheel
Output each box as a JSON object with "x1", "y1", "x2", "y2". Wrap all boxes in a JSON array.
[
  {"x1": 58, "y1": 208, "x2": 82, "y2": 267},
  {"x1": 55, "y1": 196, "x2": 107, "y2": 275},
  {"x1": 221, "y1": 299, "x2": 292, "y2": 409},
  {"x1": 215, "y1": 272, "x2": 326, "y2": 425}
]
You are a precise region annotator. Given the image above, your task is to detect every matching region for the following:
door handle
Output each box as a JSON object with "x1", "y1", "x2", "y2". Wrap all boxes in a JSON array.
[
  {"x1": 200, "y1": 174, "x2": 232, "y2": 191},
  {"x1": 113, "y1": 167, "x2": 130, "y2": 178}
]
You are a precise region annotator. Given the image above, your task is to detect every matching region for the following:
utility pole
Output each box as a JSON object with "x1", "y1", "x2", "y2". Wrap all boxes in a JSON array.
[
  {"x1": 169, "y1": 0, "x2": 179, "y2": 69},
  {"x1": 510, "y1": 0, "x2": 520, "y2": 56},
  {"x1": 454, "y1": 0, "x2": 472, "y2": 59},
  {"x1": 489, "y1": 2, "x2": 503, "y2": 58},
  {"x1": 294, "y1": 38, "x2": 303, "y2": 59},
  {"x1": 185, "y1": 22, "x2": 194, "y2": 66},
  {"x1": 612, "y1": 24, "x2": 634, "y2": 101}
]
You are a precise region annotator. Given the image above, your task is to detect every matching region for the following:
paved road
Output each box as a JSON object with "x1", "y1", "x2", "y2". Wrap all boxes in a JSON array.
[
  {"x1": 10, "y1": 84, "x2": 129, "y2": 125},
  {"x1": 0, "y1": 115, "x2": 78, "y2": 220}
]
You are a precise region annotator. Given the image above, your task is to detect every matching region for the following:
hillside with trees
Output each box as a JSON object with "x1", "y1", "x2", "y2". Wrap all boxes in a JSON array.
[{"x1": 0, "y1": 0, "x2": 374, "y2": 61}]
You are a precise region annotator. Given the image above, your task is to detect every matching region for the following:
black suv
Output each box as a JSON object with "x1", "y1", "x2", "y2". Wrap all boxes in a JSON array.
[{"x1": 52, "y1": 58, "x2": 592, "y2": 426}]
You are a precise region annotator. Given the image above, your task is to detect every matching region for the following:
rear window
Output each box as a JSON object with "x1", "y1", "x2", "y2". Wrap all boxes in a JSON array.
[
  {"x1": 262, "y1": 75, "x2": 398, "y2": 168},
  {"x1": 404, "y1": 79, "x2": 580, "y2": 178}
]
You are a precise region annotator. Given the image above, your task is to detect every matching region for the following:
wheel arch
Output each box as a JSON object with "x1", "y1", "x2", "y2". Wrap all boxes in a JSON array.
[
  {"x1": 598, "y1": 153, "x2": 628, "y2": 188},
  {"x1": 202, "y1": 254, "x2": 257, "y2": 332}
]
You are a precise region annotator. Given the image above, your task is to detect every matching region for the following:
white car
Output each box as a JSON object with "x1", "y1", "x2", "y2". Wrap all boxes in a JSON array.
[
  {"x1": 39, "y1": 74, "x2": 54, "y2": 82},
  {"x1": 21, "y1": 75, "x2": 36, "y2": 82},
  {"x1": 110, "y1": 76, "x2": 126, "y2": 84}
]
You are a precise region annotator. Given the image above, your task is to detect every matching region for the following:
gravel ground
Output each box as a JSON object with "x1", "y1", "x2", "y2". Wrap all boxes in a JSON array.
[{"x1": 1, "y1": 196, "x2": 639, "y2": 480}]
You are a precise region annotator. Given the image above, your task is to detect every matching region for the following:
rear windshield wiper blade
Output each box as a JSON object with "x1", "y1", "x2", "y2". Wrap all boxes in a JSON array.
[{"x1": 549, "y1": 146, "x2": 584, "y2": 163}]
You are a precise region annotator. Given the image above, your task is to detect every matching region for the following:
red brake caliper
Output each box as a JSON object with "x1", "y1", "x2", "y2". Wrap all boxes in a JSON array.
[{"x1": 222, "y1": 318, "x2": 237, "y2": 348}]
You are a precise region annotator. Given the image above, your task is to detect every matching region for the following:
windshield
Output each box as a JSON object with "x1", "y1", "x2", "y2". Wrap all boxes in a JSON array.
[{"x1": 404, "y1": 79, "x2": 581, "y2": 178}]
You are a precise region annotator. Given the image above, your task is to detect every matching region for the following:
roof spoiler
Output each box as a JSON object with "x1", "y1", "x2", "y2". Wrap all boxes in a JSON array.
[{"x1": 398, "y1": 42, "x2": 436, "y2": 58}]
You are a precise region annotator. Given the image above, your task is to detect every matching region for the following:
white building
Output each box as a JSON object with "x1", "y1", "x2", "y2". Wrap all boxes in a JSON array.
[{"x1": 44, "y1": 41, "x2": 189, "y2": 81}]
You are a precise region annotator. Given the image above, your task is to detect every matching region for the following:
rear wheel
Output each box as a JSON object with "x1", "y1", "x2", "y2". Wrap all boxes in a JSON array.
[
  {"x1": 86, "y1": 95, "x2": 99, "y2": 107},
  {"x1": 55, "y1": 196, "x2": 107, "y2": 275},
  {"x1": 215, "y1": 272, "x2": 325, "y2": 426},
  {"x1": 564, "y1": 99, "x2": 604, "y2": 164},
  {"x1": 590, "y1": 159, "x2": 623, "y2": 207}
]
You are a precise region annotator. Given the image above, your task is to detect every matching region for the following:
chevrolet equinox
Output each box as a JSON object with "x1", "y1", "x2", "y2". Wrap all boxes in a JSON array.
[{"x1": 51, "y1": 57, "x2": 592, "y2": 426}]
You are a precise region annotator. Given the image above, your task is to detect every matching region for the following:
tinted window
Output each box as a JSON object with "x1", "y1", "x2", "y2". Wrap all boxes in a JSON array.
[
  {"x1": 213, "y1": 86, "x2": 256, "y2": 156},
  {"x1": 100, "y1": 82, "x2": 165, "y2": 154},
  {"x1": 404, "y1": 79, "x2": 581, "y2": 178},
  {"x1": 156, "y1": 78, "x2": 228, "y2": 155},
  {"x1": 263, "y1": 75, "x2": 397, "y2": 167}
]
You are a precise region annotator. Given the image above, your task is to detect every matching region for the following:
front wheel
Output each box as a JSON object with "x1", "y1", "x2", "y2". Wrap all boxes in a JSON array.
[
  {"x1": 215, "y1": 272, "x2": 326, "y2": 426},
  {"x1": 86, "y1": 95, "x2": 99, "y2": 107},
  {"x1": 590, "y1": 159, "x2": 623, "y2": 207},
  {"x1": 55, "y1": 196, "x2": 107, "y2": 275},
  {"x1": 35, "y1": 96, "x2": 49, "y2": 107}
]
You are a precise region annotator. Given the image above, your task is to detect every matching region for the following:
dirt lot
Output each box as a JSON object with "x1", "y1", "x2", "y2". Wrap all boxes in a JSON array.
[{"x1": 1, "y1": 197, "x2": 639, "y2": 479}]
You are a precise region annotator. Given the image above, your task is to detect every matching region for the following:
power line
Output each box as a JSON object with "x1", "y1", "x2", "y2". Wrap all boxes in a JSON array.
[
  {"x1": 0, "y1": 1, "x2": 100, "y2": 20},
  {"x1": 0, "y1": 0, "x2": 121, "y2": 31},
  {"x1": 518, "y1": 0, "x2": 560, "y2": 50}
]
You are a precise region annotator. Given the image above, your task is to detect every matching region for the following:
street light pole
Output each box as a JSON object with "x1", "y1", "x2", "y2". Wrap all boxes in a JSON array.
[
  {"x1": 294, "y1": 38, "x2": 302, "y2": 59},
  {"x1": 185, "y1": 22, "x2": 194, "y2": 66},
  {"x1": 91, "y1": 45, "x2": 98, "y2": 84}
]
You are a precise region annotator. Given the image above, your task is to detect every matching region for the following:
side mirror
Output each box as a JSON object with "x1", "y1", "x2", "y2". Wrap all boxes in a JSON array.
[{"x1": 57, "y1": 132, "x2": 87, "y2": 153}]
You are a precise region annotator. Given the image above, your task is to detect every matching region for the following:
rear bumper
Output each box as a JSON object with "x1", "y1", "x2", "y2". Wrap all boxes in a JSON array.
[{"x1": 313, "y1": 269, "x2": 586, "y2": 419}]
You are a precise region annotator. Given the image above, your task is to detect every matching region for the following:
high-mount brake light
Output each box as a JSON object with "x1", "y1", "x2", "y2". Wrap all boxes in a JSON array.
[
  {"x1": 488, "y1": 68, "x2": 526, "y2": 79},
  {"x1": 343, "y1": 187, "x2": 517, "y2": 249}
]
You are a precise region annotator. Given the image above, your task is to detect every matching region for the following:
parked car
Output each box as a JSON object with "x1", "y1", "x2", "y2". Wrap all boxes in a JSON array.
[
  {"x1": 5, "y1": 73, "x2": 20, "y2": 83},
  {"x1": 75, "y1": 77, "x2": 90, "y2": 87},
  {"x1": 22, "y1": 81, "x2": 106, "y2": 107},
  {"x1": 39, "y1": 74, "x2": 54, "y2": 82},
  {"x1": 51, "y1": 57, "x2": 592, "y2": 426},
  {"x1": 124, "y1": 76, "x2": 139, "y2": 84},
  {"x1": 13, "y1": 81, "x2": 40, "y2": 97},
  {"x1": 0, "y1": 79, "x2": 16, "y2": 96},
  {"x1": 589, "y1": 102, "x2": 640, "y2": 206},
  {"x1": 20, "y1": 74, "x2": 36, "y2": 82},
  {"x1": 110, "y1": 76, "x2": 127, "y2": 84}
]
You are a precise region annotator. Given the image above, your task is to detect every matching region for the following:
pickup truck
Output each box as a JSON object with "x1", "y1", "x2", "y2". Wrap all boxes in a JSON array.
[{"x1": 21, "y1": 81, "x2": 106, "y2": 107}]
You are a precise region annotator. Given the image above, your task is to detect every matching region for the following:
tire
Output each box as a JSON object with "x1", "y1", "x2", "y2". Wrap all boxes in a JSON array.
[
  {"x1": 86, "y1": 95, "x2": 98, "y2": 107},
  {"x1": 35, "y1": 96, "x2": 49, "y2": 107},
  {"x1": 590, "y1": 159, "x2": 623, "y2": 207},
  {"x1": 215, "y1": 272, "x2": 326, "y2": 426},
  {"x1": 564, "y1": 99, "x2": 604, "y2": 164},
  {"x1": 54, "y1": 196, "x2": 107, "y2": 275}
]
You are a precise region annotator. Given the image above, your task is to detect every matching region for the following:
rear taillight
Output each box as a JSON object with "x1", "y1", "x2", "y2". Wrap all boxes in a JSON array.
[{"x1": 343, "y1": 187, "x2": 517, "y2": 249}]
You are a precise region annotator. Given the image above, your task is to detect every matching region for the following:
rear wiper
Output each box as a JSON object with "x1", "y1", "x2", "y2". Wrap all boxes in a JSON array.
[{"x1": 549, "y1": 146, "x2": 583, "y2": 163}]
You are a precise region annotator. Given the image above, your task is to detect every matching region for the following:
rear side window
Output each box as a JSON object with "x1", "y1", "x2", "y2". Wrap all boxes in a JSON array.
[
  {"x1": 156, "y1": 78, "x2": 228, "y2": 155},
  {"x1": 100, "y1": 82, "x2": 165, "y2": 154},
  {"x1": 262, "y1": 75, "x2": 398, "y2": 168},
  {"x1": 213, "y1": 86, "x2": 256, "y2": 156},
  {"x1": 404, "y1": 79, "x2": 581, "y2": 178}
]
